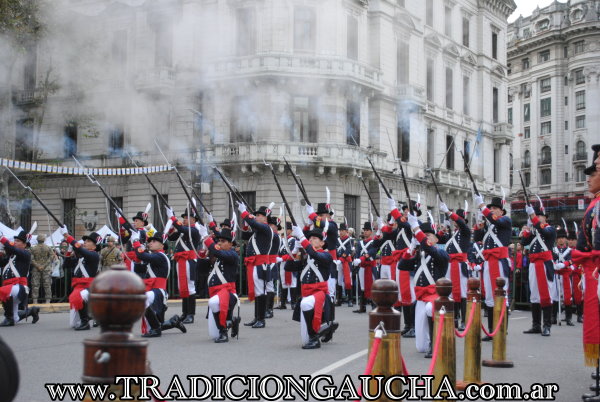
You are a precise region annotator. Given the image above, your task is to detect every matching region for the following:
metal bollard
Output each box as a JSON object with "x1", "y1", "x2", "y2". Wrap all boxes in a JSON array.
[
  {"x1": 433, "y1": 278, "x2": 455, "y2": 400},
  {"x1": 82, "y1": 264, "x2": 148, "y2": 401},
  {"x1": 482, "y1": 277, "x2": 514, "y2": 368},
  {"x1": 368, "y1": 279, "x2": 402, "y2": 401},
  {"x1": 456, "y1": 278, "x2": 483, "y2": 390}
]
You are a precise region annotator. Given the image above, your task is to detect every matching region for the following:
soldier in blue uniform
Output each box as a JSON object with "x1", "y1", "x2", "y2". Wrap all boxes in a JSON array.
[
  {"x1": 336, "y1": 223, "x2": 354, "y2": 307},
  {"x1": 117, "y1": 211, "x2": 148, "y2": 276},
  {"x1": 554, "y1": 229, "x2": 575, "y2": 326},
  {"x1": 265, "y1": 216, "x2": 282, "y2": 318},
  {"x1": 276, "y1": 222, "x2": 300, "y2": 310}
]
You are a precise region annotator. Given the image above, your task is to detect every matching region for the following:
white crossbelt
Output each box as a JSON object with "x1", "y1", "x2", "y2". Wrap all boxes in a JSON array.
[
  {"x1": 147, "y1": 252, "x2": 170, "y2": 278},
  {"x1": 412, "y1": 252, "x2": 434, "y2": 286},
  {"x1": 532, "y1": 229, "x2": 549, "y2": 252},
  {"x1": 397, "y1": 228, "x2": 410, "y2": 248},
  {"x1": 74, "y1": 258, "x2": 90, "y2": 278},
  {"x1": 301, "y1": 256, "x2": 325, "y2": 283},
  {"x1": 208, "y1": 261, "x2": 229, "y2": 285},
  {"x1": 2, "y1": 256, "x2": 20, "y2": 278},
  {"x1": 337, "y1": 237, "x2": 351, "y2": 254},
  {"x1": 554, "y1": 247, "x2": 570, "y2": 263},
  {"x1": 381, "y1": 239, "x2": 396, "y2": 253},
  {"x1": 359, "y1": 240, "x2": 373, "y2": 256},
  {"x1": 483, "y1": 224, "x2": 503, "y2": 248},
  {"x1": 447, "y1": 230, "x2": 463, "y2": 254},
  {"x1": 473, "y1": 243, "x2": 485, "y2": 261}
]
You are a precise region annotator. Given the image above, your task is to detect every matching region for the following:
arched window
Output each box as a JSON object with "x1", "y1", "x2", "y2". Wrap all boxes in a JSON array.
[
  {"x1": 541, "y1": 146, "x2": 551, "y2": 164},
  {"x1": 576, "y1": 140, "x2": 586, "y2": 156},
  {"x1": 523, "y1": 150, "x2": 531, "y2": 167},
  {"x1": 540, "y1": 168, "x2": 552, "y2": 185}
]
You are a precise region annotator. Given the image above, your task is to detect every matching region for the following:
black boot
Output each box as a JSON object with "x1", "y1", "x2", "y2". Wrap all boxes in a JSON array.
[
  {"x1": 0, "y1": 299, "x2": 15, "y2": 327},
  {"x1": 252, "y1": 295, "x2": 266, "y2": 328},
  {"x1": 161, "y1": 314, "x2": 187, "y2": 333},
  {"x1": 275, "y1": 288, "x2": 288, "y2": 309},
  {"x1": 542, "y1": 305, "x2": 552, "y2": 336},
  {"x1": 353, "y1": 293, "x2": 366, "y2": 313},
  {"x1": 402, "y1": 304, "x2": 416, "y2": 338},
  {"x1": 18, "y1": 306, "x2": 40, "y2": 324},
  {"x1": 179, "y1": 297, "x2": 188, "y2": 321},
  {"x1": 75, "y1": 305, "x2": 90, "y2": 331},
  {"x1": 290, "y1": 287, "x2": 299, "y2": 310},
  {"x1": 230, "y1": 314, "x2": 241, "y2": 339},
  {"x1": 265, "y1": 292, "x2": 274, "y2": 319},
  {"x1": 213, "y1": 312, "x2": 229, "y2": 343},
  {"x1": 577, "y1": 304, "x2": 584, "y2": 323},
  {"x1": 565, "y1": 304, "x2": 574, "y2": 326},
  {"x1": 321, "y1": 303, "x2": 338, "y2": 343},
  {"x1": 335, "y1": 286, "x2": 343, "y2": 306},
  {"x1": 551, "y1": 301, "x2": 558, "y2": 325},
  {"x1": 302, "y1": 309, "x2": 321, "y2": 349},
  {"x1": 347, "y1": 289, "x2": 354, "y2": 307},
  {"x1": 524, "y1": 303, "x2": 542, "y2": 334},
  {"x1": 244, "y1": 299, "x2": 259, "y2": 326},
  {"x1": 182, "y1": 295, "x2": 195, "y2": 324},
  {"x1": 482, "y1": 306, "x2": 494, "y2": 341},
  {"x1": 142, "y1": 308, "x2": 162, "y2": 338},
  {"x1": 425, "y1": 316, "x2": 433, "y2": 358}
]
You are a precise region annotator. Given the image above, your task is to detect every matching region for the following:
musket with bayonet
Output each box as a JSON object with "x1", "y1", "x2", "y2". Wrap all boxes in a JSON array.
[
  {"x1": 282, "y1": 157, "x2": 311, "y2": 206},
  {"x1": 4, "y1": 167, "x2": 65, "y2": 228},
  {"x1": 359, "y1": 177, "x2": 380, "y2": 218},
  {"x1": 263, "y1": 161, "x2": 297, "y2": 226},
  {"x1": 385, "y1": 129, "x2": 415, "y2": 215},
  {"x1": 460, "y1": 150, "x2": 480, "y2": 196},
  {"x1": 516, "y1": 169, "x2": 531, "y2": 206},
  {"x1": 366, "y1": 157, "x2": 393, "y2": 201},
  {"x1": 212, "y1": 166, "x2": 253, "y2": 213}
]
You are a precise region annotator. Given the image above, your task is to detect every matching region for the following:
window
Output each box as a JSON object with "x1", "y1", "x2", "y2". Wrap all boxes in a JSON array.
[
  {"x1": 346, "y1": 100, "x2": 360, "y2": 146},
  {"x1": 522, "y1": 83, "x2": 530, "y2": 98},
  {"x1": 426, "y1": 58, "x2": 434, "y2": 102},
  {"x1": 576, "y1": 115, "x2": 586, "y2": 129},
  {"x1": 427, "y1": 128, "x2": 435, "y2": 167},
  {"x1": 63, "y1": 199, "x2": 76, "y2": 237},
  {"x1": 538, "y1": 50, "x2": 550, "y2": 63},
  {"x1": 524, "y1": 103, "x2": 530, "y2": 122},
  {"x1": 152, "y1": 194, "x2": 169, "y2": 229},
  {"x1": 109, "y1": 197, "x2": 123, "y2": 231},
  {"x1": 576, "y1": 166, "x2": 586, "y2": 182},
  {"x1": 231, "y1": 96, "x2": 256, "y2": 142},
  {"x1": 292, "y1": 96, "x2": 318, "y2": 143},
  {"x1": 575, "y1": 69, "x2": 585, "y2": 84},
  {"x1": 444, "y1": 6, "x2": 452, "y2": 37},
  {"x1": 565, "y1": 76, "x2": 569, "y2": 86},
  {"x1": 508, "y1": 108, "x2": 512, "y2": 124},
  {"x1": 445, "y1": 67, "x2": 453, "y2": 109},
  {"x1": 537, "y1": 19, "x2": 549, "y2": 31},
  {"x1": 541, "y1": 121, "x2": 551, "y2": 135},
  {"x1": 344, "y1": 195, "x2": 359, "y2": 231},
  {"x1": 523, "y1": 150, "x2": 530, "y2": 167},
  {"x1": 236, "y1": 8, "x2": 256, "y2": 56},
  {"x1": 522, "y1": 58, "x2": 529, "y2": 70},
  {"x1": 347, "y1": 15, "x2": 358, "y2": 61},
  {"x1": 398, "y1": 119, "x2": 410, "y2": 162},
  {"x1": 564, "y1": 46, "x2": 568, "y2": 58},
  {"x1": 445, "y1": 135, "x2": 454, "y2": 170},
  {"x1": 524, "y1": 172, "x2": 531, "y2": 186},
  {"x1": 294, "y1": 6, "x2": 316, "y2": 52},
  {"x1": 523, "y1": 28, "x2": 531, "y2": 38},
  {"x1": 565, "y1": 120, "x2": 569, "y2": 130},
  {"x1": 576, "y1": 90, "x2": 586, "y2": 110},
  {"x1": 574, "y1": 40, "x2": 584, "y2": 54},
  {"x1": 540, "y1": 77, "x2": 551, "y2": 93},
  {"x1": 565, "y1": 145, "x2": 568, "y2": 154},
  {"x1": 540, "y1": 98, "x2": 551, "y2": 117},
  {"x1": 463, "y1": 76, "x2": 469, "y2": 115},
  {"x1": 492, "y1": 87, "x2": 498, "y2": 123},
  {"x1": 492, "y1": 32, "x2": 498, "y2": 60},
  {"x1": 64, "y1": 122, "x2": 77, "y2": 158},
  {"x1": 576, "y1": 140, "x2": 586, "y2": 156},
  {"x1": 426, "y1": 0, "x2": 433, "y2": 26},
  {"x1": 397, "y1": 41, "x2": 408, "y2": 85},
  {"x1": 493, "y1": 148, "x2": 499, "y2": 182},
  {"x1": 524, "y1": 126, "x2": 530, "y2": 139},
  {"x1": 464, "y1": 140, "x2": 471, "y2": 163},
  {"x1": 109, "y1": 127, "x2": 124, "y2": 155},
  {"x1": 462, "y1": 17, "x2": 469, "y2": 47},
  {"x1": 565, "y1": 172, "x2": 569, "y2": 182},
  {"x1": 540, "y1": 169, "x2": 551, "y2": 185},
  {"x1": 15, "y1": 118, "x2": 34, "y2": 161},
  {"x1": 23, "y1": 45, "x2": 36, "y2": 91},
  {"x1": 565, "y1": 96, "x2": 568, "y2": 106},
  {"x1": 507, "y1": 93, "x2": 512, "y2": 103}
]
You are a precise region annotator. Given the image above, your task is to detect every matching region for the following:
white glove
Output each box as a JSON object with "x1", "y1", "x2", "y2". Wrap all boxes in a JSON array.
[
  {"x1": 410, "y1": 237, "x2": 420, "y2": 249},
  {"x1": 439, "y1": 202, "x2": 449, "y2": 214},
  {"x1": 59, "y1": 226, "x2": 69, "y2": 236},
  {"x1": 197, "y1": 224, "x2": 208, "y2": 238},
  {"x1": 305, "y1": 204, "x2": 314, "y2": 215},
  {"x1": 276, "y1": 257, "x2": 283, "y2": 263},
  {"x1": 473, "y1": 193, "x2": 485, "y2": 208},
  {"x1": 206, "y1": 213, "x2": 214, "y2": 223},
  {"x1": 291, "y1": 225, "x2": 304, "y2": 239},
  {"x1": 114, "y1": 209, "x2": 121, "y2": 220},
  {"x1": 353, "y1": 258, "x2": 362, "y2": 266},
  {"x1": 555, "y1": 262, "x2": 565, "y2": 270},
  {"x1": 237, "y1": 202, "x2": 247, "y2": 213},
  {"x1": 474, "y1": 264, "x2": 482, "y2": 272},
  {"x1": 130, "y1": 231, "x2": 140, "y2": 243},
  {"x1": 387, "y1": 198, "x2": 397, "y2": 211},
  {"x1": 407, "y1": 213, "x2": 419, "y2": 230},
  {"x1": 377, "y1": 216, "x2": 384, "y2": 230},
  {"x1": 525, "y1": 204, "x2": 535, "y2": 216},
  {"x1": 292, "y1": 242, "x2": 301, "y2": 254},
  {"x1": 165, "y1": 207, "x2": 174, "y2": 219}
]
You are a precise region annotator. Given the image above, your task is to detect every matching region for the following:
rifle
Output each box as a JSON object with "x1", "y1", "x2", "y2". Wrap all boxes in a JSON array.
[
  {"x1": 264, "y1": 161, "x2": 297, "y2": 226},
  {"x1": 282, "y1": 157, "x2": 311, "y2": 206},
  {"x1": 126, "y1": 151, "x2": 171, "y2": 209},
  {"x1": 4, "y1": 167, "x2": 65, "y2": 227},
  {"x1": 460, "y1": 150, "x2": 480, "y2": 196},
  {"x1": 385, "y1": 129, "x2": 414, "y2": 214},
  {"x1": 359, "y1": 177, "x2": 380, "y2": 218},
  {"x1": 516, "y1": 170, "x2": 531, "y2": 206},
  {"x1": 426, "y1": 168, "x2": 444, "y2": 204},
  {"x1": 366, "y1": 157, "x2": 392, "y2": 199},
  {"x1": 212, "y1": 167, "x2": 253, "y2": 213}
]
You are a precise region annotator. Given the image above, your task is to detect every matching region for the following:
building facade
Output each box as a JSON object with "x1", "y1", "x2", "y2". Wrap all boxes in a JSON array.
[
  {"x1": 1, "y1": 0, "x2": 515, "y2": 236},
  {"x1": 508, "y1": 0, "x2": 600, "y2": 226}
]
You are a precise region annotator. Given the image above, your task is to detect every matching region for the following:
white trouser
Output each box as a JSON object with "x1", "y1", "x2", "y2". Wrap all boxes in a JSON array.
[
  {"x1": 482, "y1": 261, "x2": 509, "y2": 308},
  {"x1": 9, "y1": 285, "x2": 22, "y2": 322},
  {"x1": 69, "y1": 289, "x2": 89, "y2": 328},
  {"x1": 177, "y1": 261, "x2": 196, "y2": 296},
  {"x1": 299, "y1": 295, "x2": 328, "y2": 345},
  {"x1": 528, "y1": 263, "x2": 558, "y2": 304},
  {"x1": 380, "y1": 265, "x2": 392, "y2": 280},
  {"x1": 253, "y1": 266, "x2": 274, "y2": 297},
  {"x1": 358, "y1": 268, "x2": 365, "y2": 291},
  {"x1": 415, "y1": 300, "x2": 433, "y2": 353},
  {"x1": 280, "y1": 263, "x2": 298, "y2": 289},
  {"x1": 328, "y1": 278, "x2": 337, "y2": 299},
  {"x1": 336, "y1": 261, "x2": 351, "y2": 288},
  {"x1": 445, "y1": 263, "x2": 469, "y2": 299},
  {"x1": 208, "y1": 295, "x2": 221, "y2": 339}
]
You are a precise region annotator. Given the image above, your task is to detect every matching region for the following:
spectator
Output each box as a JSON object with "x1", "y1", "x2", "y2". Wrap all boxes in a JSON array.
[{"x1": 99, "y1": 236, "x2": 123, "y2": 271}]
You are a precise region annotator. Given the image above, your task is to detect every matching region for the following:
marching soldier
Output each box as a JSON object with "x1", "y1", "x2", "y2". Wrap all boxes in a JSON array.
[
  {"x1": 0, "y1": 231, "x2": 40, "y2": 326},
  {"x1": 554, "y1": 229, "x2": 575, "y2": 326},
  {"x1": 133, "y1": 230, "x2": 186, "y2": 338},
  {"x1": 439, "y1": 203, "x2": 472, "y2": 331},
  {"x1": 63, "y1": 228, "x2": 101, "y2": 330},
  {"x1": 30, "y1": 235, "x2": 56, "y2": 303},
  {"x1": 289, "y1": 226, "x2": 338, "y2": 349},
  {"x1": 522, "y1": 205, "x2": 556, "y2": 336},
  {"x1": 166, "y1": 207, "x2": 200, "y2": 324},
  {"x1": 568, "y1": 231, "x2": 584, "y2": 323},
  {"x1": 265, "y1": 216, "x2": 282, "y2": 319},
  {"x1": 352, "y1": 222, "x2": 377, "y2": 313},
  {"x1": 100, "y1": 236, "x2": 123, "y2": 271},
  {"x1": 336, "y1": 223, "x2": 353, "y2": 307},
  {"x1": 473, "y1": 194, "x2": 512, "y2": 341},
  {"x1": 399, "y1": 217, "x2": 449, "y2": 357},
  {"x1": 276, "y1": 222, "x2": 300, "y2": 310},
  {"x1": 117, "y1": 211, "x2": 148, "y2": 275},
  {"x1": 199, "y1": 226, "x2": 240, "y2": 343}
]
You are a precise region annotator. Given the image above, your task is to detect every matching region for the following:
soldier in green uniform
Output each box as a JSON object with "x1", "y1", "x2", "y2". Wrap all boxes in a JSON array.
[
  {"x1": 100, "y1": 236, "x2": 123, "y2": 271},
  {"x1": 30, "y1": 235, "x2": 56, "y2": 304}
]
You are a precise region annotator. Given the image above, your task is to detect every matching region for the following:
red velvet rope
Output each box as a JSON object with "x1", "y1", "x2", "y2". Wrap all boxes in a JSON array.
[
  {"x1": 426, "y1": 312, "x2": 445, "y2": 376},
  {"x1": 454, "y1": 299, "x2": 477, "y2": 338},
  {"x1": 355, "y1": 332, "x2": 384, "y2": 401},
  {"x1": 481, "y1": 301, "x2": 507, "y2": 338}
]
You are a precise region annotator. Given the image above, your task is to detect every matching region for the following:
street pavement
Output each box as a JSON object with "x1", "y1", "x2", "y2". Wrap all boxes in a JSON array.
[{"x1": 0, "y1": 304, "x2": 595, "y2": 402}]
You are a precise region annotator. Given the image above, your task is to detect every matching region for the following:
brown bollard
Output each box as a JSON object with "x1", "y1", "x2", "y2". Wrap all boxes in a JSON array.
[
  {"x1": 433, "y1": 278, "x2": 456, "y2": 400},
  {"x1": 82, "y1": 264, "x2": 148, "y2": 400},
  {"x1": 456, "y1": 278, "x2": 483, "y2": 390},
  {"x1": 368, "y1": 279, "x2": 402, "y2": 401},
  {"x1": 482, "y1": 277, "x2": 514, "y2": 368}
]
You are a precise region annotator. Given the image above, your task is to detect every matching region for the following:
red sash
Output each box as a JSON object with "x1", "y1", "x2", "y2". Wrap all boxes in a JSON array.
[
  {"x1": 0, "y1": 277, "x2": 28, "y2": 302},
  {"x1": 244, "y1": 255, "x2": 277, "y2": 301},
  {"x1": 483, "y1": 247, "x2": 508, "y2": 292},
  {"x1": 69, "y1": 278, "x2": 94, "y2": 310},
  {"x1": 209, "y1": 282, "x2": 237, "y2": 327},
  {"x1": 414, "y1": 284, "x2": 437, "y2": 302},
  {"x1": 558, "y1": 270, "x2": 573, "y2": 306},
  {"x1": 529, "y1": 250, "x2": 553, "y2": 307},
  {"x1": 572, "y1": 273, "x2": 583, "y2": 304},
  {"x1": 124, "y1": 251, "x2": 141, "y2": 272},
  {"x1": 361, "y1": 260, "x2": 376, "y2": 298},
  {"x1": 381, "y1": 250, "x2": 405, "y2": 281},
  {"x1": 143, "y1": 278, "x2": 167, "y2": 292},
  {"x1": 449, "y1": 253, "x2": 467, "y2": 302},
  {"x1": 340, "y1": 257, "x2": 352, "y2": 289},
  {"x1": 302, "y1": 282, "x2": 329, "y2": 333},
  {"x1": 173, "y1": 250, "x2": 197, "y2": 298},
  {"x1": 398, "y1": 270, "x2": 413, "y2": 306}
]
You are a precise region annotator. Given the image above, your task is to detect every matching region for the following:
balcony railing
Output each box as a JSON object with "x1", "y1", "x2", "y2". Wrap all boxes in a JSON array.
[
  {"x1": 538, "y1": 157, "x2": 552, "y2": 166},
  {"x1": 521, "y1": 161, "x2": 531, "y2": 168},
  {"x1": 573, "y1": 152, "x2": 587, "y2": 162},
  {"x1": 12, "y1": 88, "x2": 41, "y2": 105},
  {"x1": 134, "y1": 67, "x2": 176, "y2": 92}
]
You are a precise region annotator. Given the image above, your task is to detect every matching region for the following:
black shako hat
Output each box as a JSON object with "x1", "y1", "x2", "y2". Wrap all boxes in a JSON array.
[
  {"x1": 220, "y1": 218, "x2": 232, "y2": 228},
  {"x1": 285, "y1": 221, "x2": 293, "y2": 231},
  {"x1": 216, "y1": 228, "x2": 233, "y2": 242},
  {"x1": 82, "y1": 232, "x2": 103, "y2": 245},
  {"x1": 402, "y1": 200, "x2": 422, "y2": 217},
  {"x1": 584, "y1": 144, "x2": 600, "y2": 175},
  {"x1": 181, "y1": 209, "x2": 198, "y2": 220},
  {"x1": 147, "y1": 231, "x2": 167, "y2": 244},
  {"x1": 13, "y1": 231, "x2": 28, "y2": 243},
  {"x1": 567, "y1": 231, "x2": 577, "y2": 240},
  {"x1": 315, "y1": 203, "x2": 333, "y2": 215},
  {"x1": 556, "y1": 229, "x2": 567, "y2": 238},
  {"x1": 255, "y1": 206, "x2": 272, "y2": 217},
  {"x1": 306, "y1": 230, "x2": 323, "y2": 240},
  {"x1": 132, "y1": 211, "x2": 149, "y2": 226},
  {"x1": 455, "y1": 209, "x2": 467, "y2": 221},
  {"x1": 339, "y1": 222, "x2": 348, "y2": 230},
  {"x1": 487, "y1": 197, "x2": 504, "y2": 210},
  {"x1": 363, "y1": 221, "x2": 372, "y2": 231},
  {"x1": 419, "y1": 222, "x2": 435, "y2": 234}
]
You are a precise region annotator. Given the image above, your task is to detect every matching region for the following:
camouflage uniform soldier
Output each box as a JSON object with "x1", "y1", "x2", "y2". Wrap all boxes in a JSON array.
[
  {"x1": 100, "y1": 236, "x2": 123, "y2": 271},
  {"x1": 30, "y1": 235, "x2": 56, "y2": 303}
]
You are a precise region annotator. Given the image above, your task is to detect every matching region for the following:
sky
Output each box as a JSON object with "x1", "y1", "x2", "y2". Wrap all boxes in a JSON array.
[{"x1": 508, "y1": 0, "x2": 558, "y2": 22}]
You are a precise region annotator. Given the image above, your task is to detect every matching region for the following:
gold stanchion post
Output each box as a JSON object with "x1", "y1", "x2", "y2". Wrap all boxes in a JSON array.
[
  {"x1": 433, "y1": 278, "x2": 455, "y2": 400},
  {"x1": 456, "y1": 278, "x2": 483, "y2": 390},
  {"x1": 482, "y1": 277, "x2": 514, "y2": 368}
]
